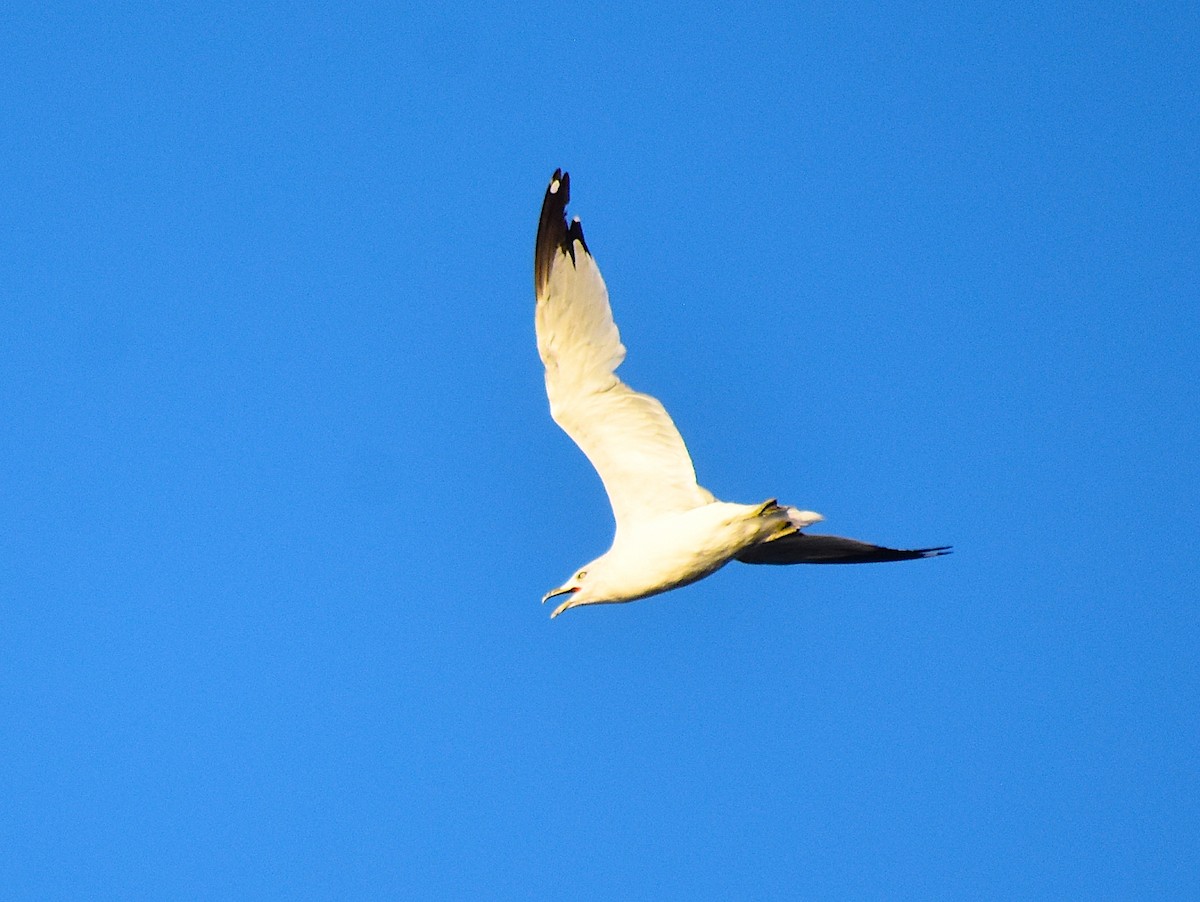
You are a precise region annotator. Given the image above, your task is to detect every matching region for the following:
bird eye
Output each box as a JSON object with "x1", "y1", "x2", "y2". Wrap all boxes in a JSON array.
[{"x1": 576, "y1": 570, "x2": 587, "y2": 580}]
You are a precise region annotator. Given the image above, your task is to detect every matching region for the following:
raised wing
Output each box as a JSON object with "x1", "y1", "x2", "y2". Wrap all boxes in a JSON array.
[{"x1": 534, "y1": 169, "x2": 714, "y2": 532}]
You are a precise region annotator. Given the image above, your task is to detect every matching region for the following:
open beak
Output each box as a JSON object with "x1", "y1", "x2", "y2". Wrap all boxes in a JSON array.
[{"x1": 542, "y1": 585, "x2": 578, "y2": 604}]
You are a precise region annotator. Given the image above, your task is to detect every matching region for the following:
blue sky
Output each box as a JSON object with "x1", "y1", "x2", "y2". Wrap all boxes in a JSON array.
[{"x1": 3, "y1": 2, "x2": 1197, "y2": 898}]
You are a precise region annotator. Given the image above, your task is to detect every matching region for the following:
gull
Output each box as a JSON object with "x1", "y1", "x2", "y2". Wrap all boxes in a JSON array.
[{"x1": 535, "y1": 169, "x2": 949, "y2": 618}]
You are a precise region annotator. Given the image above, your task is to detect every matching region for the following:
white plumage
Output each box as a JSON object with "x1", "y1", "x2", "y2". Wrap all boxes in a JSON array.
[{"x1": 534, "y1": 170, "x2": 948, "y2": 618}]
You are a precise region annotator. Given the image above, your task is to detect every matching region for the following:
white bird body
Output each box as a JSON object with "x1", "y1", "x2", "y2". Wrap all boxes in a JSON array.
[
  {"x1": 533, "y1": 169, "x2": 949, "y2": 618},
  {"x1": 550, "y1": 501, "x2": 796, "y2": 618}
]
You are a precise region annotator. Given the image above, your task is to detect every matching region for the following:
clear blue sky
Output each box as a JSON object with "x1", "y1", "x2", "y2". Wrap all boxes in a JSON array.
[{"x1": 3, "y1": 2, "x2": 1197, "y2": 898}]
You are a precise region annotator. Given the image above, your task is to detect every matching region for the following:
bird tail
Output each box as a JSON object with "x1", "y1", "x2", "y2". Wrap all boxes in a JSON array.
[{"x1": 752, "y1": 500, "x2": 824, "y2": 543}]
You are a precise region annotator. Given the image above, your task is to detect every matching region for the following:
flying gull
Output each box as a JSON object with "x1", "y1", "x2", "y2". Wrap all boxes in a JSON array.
[{"x1": 535, "y1": 169, "x2": 949, "y2": 618}]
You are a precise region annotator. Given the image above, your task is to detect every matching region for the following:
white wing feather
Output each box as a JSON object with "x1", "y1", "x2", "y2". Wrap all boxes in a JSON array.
[{"x1": 534, "y1": 171, "x2": 714, "y2": 532}]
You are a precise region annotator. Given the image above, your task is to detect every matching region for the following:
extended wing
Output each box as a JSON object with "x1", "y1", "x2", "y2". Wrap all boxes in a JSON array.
[
  {"x1": 737, "y1": 533, "x2": 952, "y2": 565},
  {"x1": 534, "y1": 170, "x2": 714, "y2": 532}
]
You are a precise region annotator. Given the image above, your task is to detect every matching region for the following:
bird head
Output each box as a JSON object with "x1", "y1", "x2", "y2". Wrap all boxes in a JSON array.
[
  {"x1": 542, "y1": 560, "x2": 607, "y2": 618},
  {"x1": 542, "y1": 568, "x2": 587, "y2": 618}
]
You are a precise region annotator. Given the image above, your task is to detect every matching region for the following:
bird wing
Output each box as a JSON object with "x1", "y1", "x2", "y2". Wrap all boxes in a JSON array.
[
  {"x1": 534, "y1": 170, "x2": 714, "y2": 532},
  {"x1": 736, "y1": 532, "x2": 952, "y2": 564}
]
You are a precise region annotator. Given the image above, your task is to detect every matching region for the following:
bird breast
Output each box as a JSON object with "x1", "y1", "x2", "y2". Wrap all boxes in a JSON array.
[{"x1": 606, "y1": 502, "x2": 783, "y2": 600}]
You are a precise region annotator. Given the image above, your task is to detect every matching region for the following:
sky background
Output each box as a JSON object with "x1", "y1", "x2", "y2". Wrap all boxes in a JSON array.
[{"x1": 3, "y1": 1, "x2": 1197, "y2": 898}]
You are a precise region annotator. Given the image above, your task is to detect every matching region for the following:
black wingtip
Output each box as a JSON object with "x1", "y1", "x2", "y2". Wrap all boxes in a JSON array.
[
  {"x1": 534, "y1": 168, "x2": 588, "y2": 299},
  {"x1": 736, "y1": 534, "x2": 954, "y2": 565}
]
